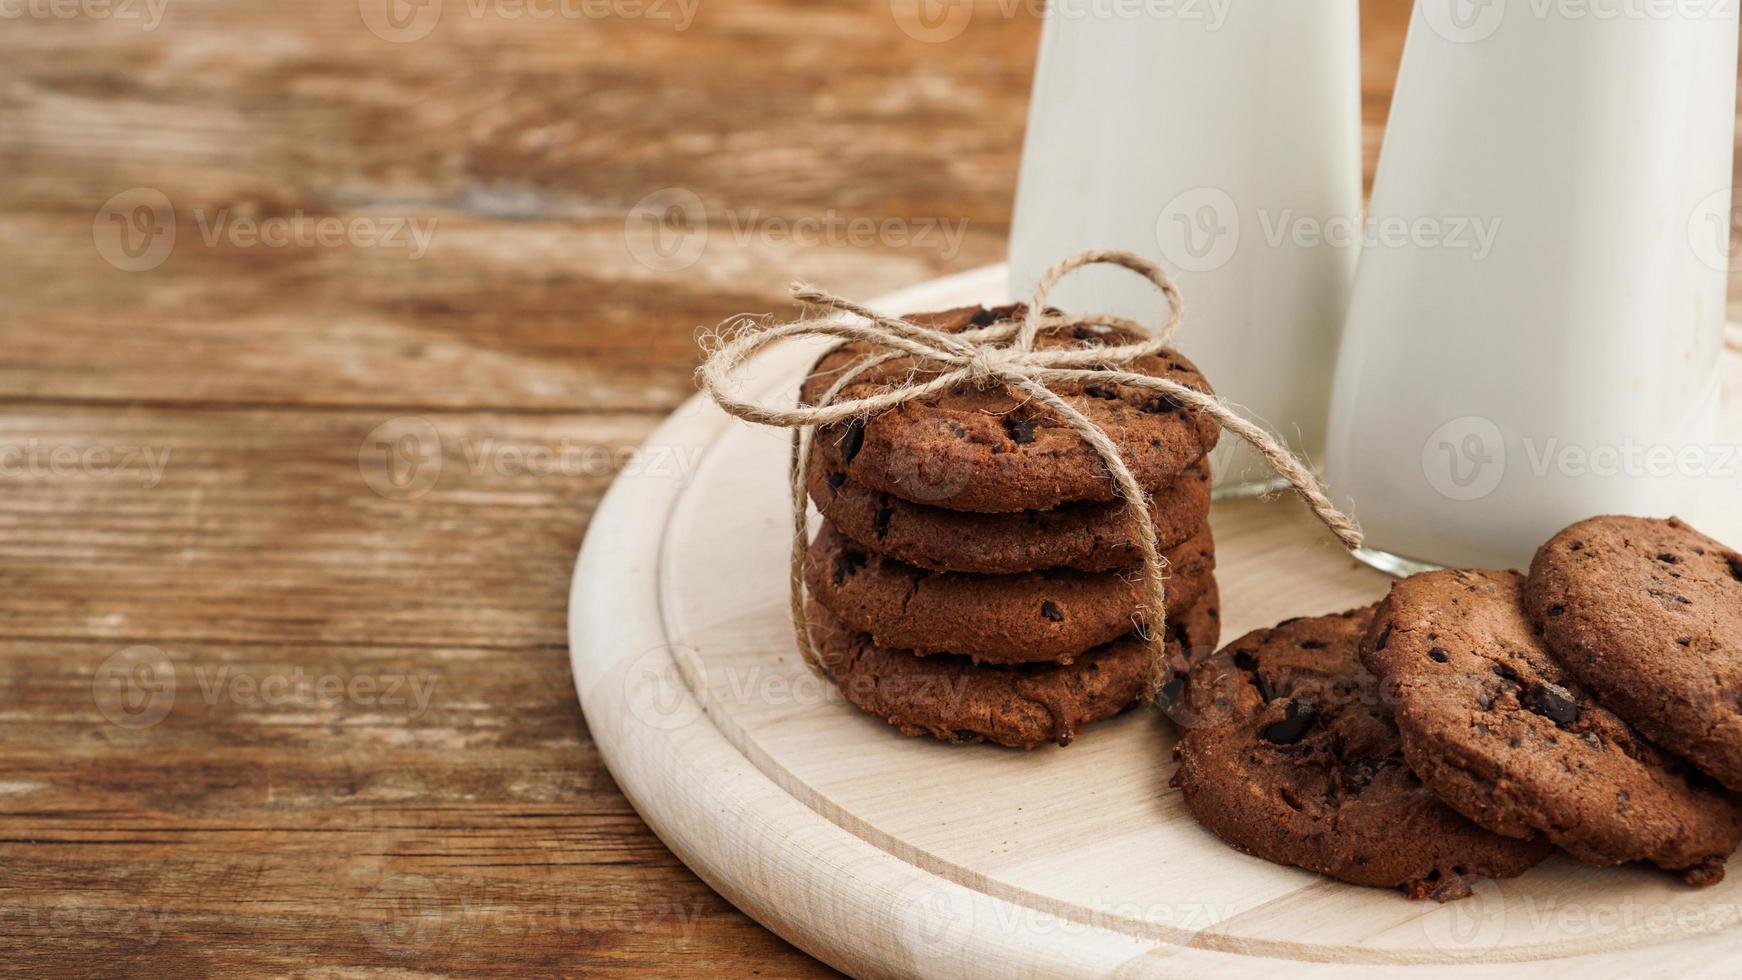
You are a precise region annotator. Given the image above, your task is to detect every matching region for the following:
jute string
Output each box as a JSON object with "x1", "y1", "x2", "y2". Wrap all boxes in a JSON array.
[{"x1": 699, "y1": 250, "x2": 1363, "y2": 702}]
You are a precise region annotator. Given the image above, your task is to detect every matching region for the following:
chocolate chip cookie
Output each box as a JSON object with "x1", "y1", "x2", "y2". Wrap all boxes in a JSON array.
[
  {"x1": 807, "y1": 442, "x2": 1212, "y2": 573},
  {"x1": 804, "y1": 520, "x2": 1215, "y2": 664},
  {"x1": 1170, "y1": 605, "x2": 1551, "y2": 900},
  {"x1": 805, "y1": 580, "x2": 1220, "y2": 749},
  {"x1": 1362, "y1": 568, "x2": 1742, "y2": 885},
  {"x1": 801, "y1": 304, "x2": 1219, "y2": 513},
  {"x1": 1526, "y1": 516, "x2": 1742, "y2": 792}
]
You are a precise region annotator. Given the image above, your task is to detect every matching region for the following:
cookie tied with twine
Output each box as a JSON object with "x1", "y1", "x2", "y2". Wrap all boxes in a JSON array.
[{"x1": 699, "y1": 250, "x2": 1363, "y2": 701}]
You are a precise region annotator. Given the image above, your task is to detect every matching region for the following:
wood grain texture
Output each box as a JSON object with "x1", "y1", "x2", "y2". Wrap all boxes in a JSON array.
[{"x1": 0, "y1": 0, "x2": 1733, "y2": 975}]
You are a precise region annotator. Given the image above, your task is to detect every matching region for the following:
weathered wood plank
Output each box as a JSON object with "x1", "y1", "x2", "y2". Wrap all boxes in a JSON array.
[
  {"x1": 0, "y1": 635, "x2": 836, "y2": 976},
  {"x1": 0, "y1": 408, "x2": 685, "y2": 646}
]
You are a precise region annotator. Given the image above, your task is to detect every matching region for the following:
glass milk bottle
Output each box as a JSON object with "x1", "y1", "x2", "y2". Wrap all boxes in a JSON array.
[
  {"x1": 1009, "y1": 0, "x2": 1362, "y2": 493},
  {"x1": 1325, "y1": 0, "x2": 1738, "y2": 572}
]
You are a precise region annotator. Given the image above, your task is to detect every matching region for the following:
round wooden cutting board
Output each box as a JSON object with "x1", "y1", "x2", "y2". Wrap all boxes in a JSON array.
[{"x1": 570, "y1": 266, "x2": 1742, "y2": 978}]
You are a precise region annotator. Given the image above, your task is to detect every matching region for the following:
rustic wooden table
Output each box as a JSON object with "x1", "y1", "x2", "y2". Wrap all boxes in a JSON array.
[{"x1": 0, "y1": 2, "x2": 1733, "y2": 976}]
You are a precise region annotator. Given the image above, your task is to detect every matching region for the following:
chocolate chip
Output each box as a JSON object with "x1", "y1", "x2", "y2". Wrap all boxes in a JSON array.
[
  {"x1": 1141, "y1": 395, "x2": 1183, "y2": 415},
  {"x1": 1232, "y1": 648, "x2": 1258, "y2": 671},
  {"x1": 1546, "y1": 604, "x2": 1566, "y2": 617},
  {"x1": 825, "y1": 471, "x2": 846, "y2": 492},
  {"x1": 832, "y1": 551, "x2": 866, "y2": 586},
  {"x1": 1728, "y1": 555, "x2": 1742, "y2": 584},
  {"x1": 1040, "y1": 601, "x2": 1064, "y2": 622},
  {"x1": 873, "y1": 505, "x2": 893, "y2": 537},
  {"x1": 1262, "y1": 699, "x2": 1316, "y2": 744},
  {"x1": 1252, "y1": 671, "x2": 1278, "y2": 704},
  {"x1": 1083, "y1": 385, "x2": 1119, "y2": 400},
  {"x1": 1340, "y1": 758, "x2": 1383, "y2": 794},
  {"x1": 1678, "y1": 637, "x2": 1693, "y2": 647},
  {"x1": 1522, "y1": 684, "x2": 1580, "y2": 728},
  {"x1": 1003, "y1": 417, "x2": 1037, "y2": 445},
  {"x1": 1493, "y1": 663, "x2": 1520, "y2": 682},
  {"x1": 1299, "y1": 639, "x2": 1327, "y2": 650},
  {"x1": 1428, "y1": 646, "x2": 1449, "y2": 663},
  {"x1": 1657, "y1": 553, "x2": 1681, "y2": 564},
  {"x1": 1373, "y1": 625, "x2": 1393, "y2": 651},
  {"x1": 839, "y1": 419, "x2": 865, "y2": 463},
  {"x1": 968, "y1": 308, "x2": 997, "y2": 327}
]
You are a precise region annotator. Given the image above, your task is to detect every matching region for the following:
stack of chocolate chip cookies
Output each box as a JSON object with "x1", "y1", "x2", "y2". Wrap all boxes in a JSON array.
[
  {"x1": 1172, "y1": 515, "x2": 1742, "y2": 901},
  {"x1": 799, "y1": 304, "x2": 1224, "y2": 749}
]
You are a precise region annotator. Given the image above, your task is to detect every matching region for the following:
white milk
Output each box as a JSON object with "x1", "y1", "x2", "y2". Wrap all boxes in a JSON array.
[
  {"x1": 1326, "y1": 0, "x2": 1737, "y2": 571},
  {"x1": 1009, "y1": 0, "x2": 1362, "y2": 491}
]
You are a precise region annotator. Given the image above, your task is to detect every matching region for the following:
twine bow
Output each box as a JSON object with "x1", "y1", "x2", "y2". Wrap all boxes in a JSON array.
[{"x1": 699, "y1": 250, "x2": 1363, "y2": 702}]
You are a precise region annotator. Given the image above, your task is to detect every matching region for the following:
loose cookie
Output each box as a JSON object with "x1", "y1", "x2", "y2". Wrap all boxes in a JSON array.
[
  {"x1": 1362, "y1": 568, "x2": 1742, "y2": 885},
  {"x1": 1170, "y1": 605, "x2": 1551, "y2": 901},
  {"x1": 805, "y1": 580, "x2": 1220, "y2": 749},
  {"x1": 804, "y1": 520, "x2": 1215, "y2": 663},
  {"x1": 1526, "y1": 516, "x2": 1742, "y2": 791},
  {"x1": 801, "y1": 304, "x2": 1219, "y2": 513},
  {"x1": 807, "y1": 443, "x2": 1212, "y2": 573}
]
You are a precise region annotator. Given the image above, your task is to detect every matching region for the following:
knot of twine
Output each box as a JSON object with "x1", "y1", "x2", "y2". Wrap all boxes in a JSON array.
[{"x1": 698, "y1": 249, "x2": 1364, "y2": 703}]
